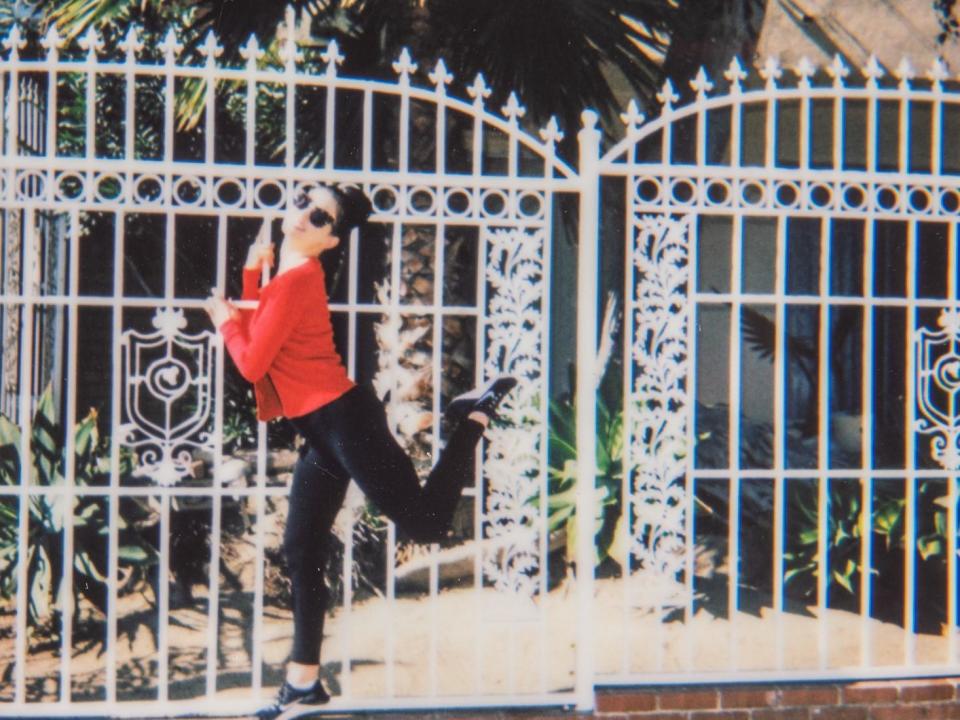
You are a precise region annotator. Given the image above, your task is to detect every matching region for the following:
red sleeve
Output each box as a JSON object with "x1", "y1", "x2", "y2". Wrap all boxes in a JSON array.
[
  {"x1": 241, "y1": 268, "x2": 261, "y2": 300},
  {"x1": 220, "y1": 276, "x2": 307, "y2": 383}
]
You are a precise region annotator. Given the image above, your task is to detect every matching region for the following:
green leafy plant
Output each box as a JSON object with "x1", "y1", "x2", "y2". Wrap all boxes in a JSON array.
[
  {"x1": 0, "y1": 384, "x2": 159, "y2": 630},
  {"x1": 782, "y1": 478, "x2": 956, "y2": 603},
  {"x1": 539, "y1": 396, "x2": 625, "y2": 567}
]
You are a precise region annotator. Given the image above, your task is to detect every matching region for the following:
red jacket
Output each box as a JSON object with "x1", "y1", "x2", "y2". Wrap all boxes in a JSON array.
[{"x1": 219, "y1": 259, "x2": 355, "y2": 421}]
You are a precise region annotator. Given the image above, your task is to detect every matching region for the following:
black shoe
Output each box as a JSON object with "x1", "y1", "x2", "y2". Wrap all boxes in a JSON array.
[
  {"x1": 445, "y1": 376, "x2": 518, "y2": 422},
  {"x1": 255, "y1": 680, "x2": 330, "y2": 720}
]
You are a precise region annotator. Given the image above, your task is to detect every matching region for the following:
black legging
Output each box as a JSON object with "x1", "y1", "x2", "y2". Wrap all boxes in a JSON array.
[{"x1": 283, "y1": 384, "x2": 484, "y2": 665}]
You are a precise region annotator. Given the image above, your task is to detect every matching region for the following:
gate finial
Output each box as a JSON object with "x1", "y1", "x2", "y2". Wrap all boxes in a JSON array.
[
  {"x1": 1, "y1": 26, "x2": 25, "y2": 57},
  {"x1": 392, "y1": 48, "x2": 418, "y2": 83},
  {"x1": 690, "y1": 67, "x2": 713, "y2": 98},
  {"x1": 40, "y1": 25, "x2": 64, "y2": 54},
  {"x1": 827, "y1": 55, "x2": 849, "y2": 87},
  {"x1": 863, "y1": 54, "x2": 884, "y2": 85},
  {"x1": 619, "y1": 99, "x2": 645, "y2": 136},
  {"x1": 895, "y1": 57, "x2": 916, "y2": 87},
  {"x1": 656, "y1": 79, "x2": 678, "y2": 111},
  {"x1": 502, "y1": 92, "x2": 526, "y2": 123},
  {"x1": 321, "y1": 39, "x2": 344, "y2": 78},
  {"x1": 929, "y1": 58, "x2": 949, "y2": 89},
  {"x1": 79, "y1": 26, "x2": 103, "y2": 59},
  {"x1": 200, "y1": 30, "x2": 223, "y2": 62},
  {"x1": 429, "y1": 59, "x2": 453, "y2": 95},
  {"x1": 794, "y1": 56, "x2": 816, "y2": 86},
  {"x1": 724, "y1": 57, "x2": 747, "y2": 94},
  {"x1": 240, "y1": 34, "x2": 263, "y2": 65},
  {"x1": 159, "y1": 28, "x2": 183, "y2": 60},
  {"x1": 539, "y1": 116, "x2": 564, "y2": 148},
  {"x1": 467, "y1": 73, "x2": 491, "y2": 108},
  {"x1": 119, "y1": 26, "x2": 143, "y2": 58},
  {"x1": 759, "y1": 56, "x2": 782, "y2": 88}
]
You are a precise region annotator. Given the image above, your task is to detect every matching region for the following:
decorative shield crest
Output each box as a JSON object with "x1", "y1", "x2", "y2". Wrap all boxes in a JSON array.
[
  {"x1": 121, "y1": 307, "x2": 217, "y2": 486},
  {"x1": 915, "y1": 308, "x2": 960, "y2": 470}
]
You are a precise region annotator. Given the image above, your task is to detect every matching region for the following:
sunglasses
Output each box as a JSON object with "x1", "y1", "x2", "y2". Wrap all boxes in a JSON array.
[{"x1": 292, "y1": 189, "x2": 336, "y2": 229}]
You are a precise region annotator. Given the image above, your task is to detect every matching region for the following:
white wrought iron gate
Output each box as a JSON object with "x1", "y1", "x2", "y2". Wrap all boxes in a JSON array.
[
  {"x1": 5, "y1": 14, "x2": 960, "y2": 719},
  {"x1": 0, "y1": 18, "x2": 583, "y2": 717},
  {"x1": 593, "y1": 57, "x2": 960, "y2": 685}
]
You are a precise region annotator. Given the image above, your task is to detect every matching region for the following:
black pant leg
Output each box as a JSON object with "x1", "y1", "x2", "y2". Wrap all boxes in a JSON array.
[
  {"x1": 306, "y1": 385, "x2": 485, "y2": 543},
  {"x1": 284, "y1": 442, "x2": 350, "y2": 665}
]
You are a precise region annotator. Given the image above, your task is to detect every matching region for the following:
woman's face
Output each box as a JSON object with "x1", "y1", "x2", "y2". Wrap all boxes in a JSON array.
[{"x1": 282, "y1": 186, "x2": 341, "y2": 256}]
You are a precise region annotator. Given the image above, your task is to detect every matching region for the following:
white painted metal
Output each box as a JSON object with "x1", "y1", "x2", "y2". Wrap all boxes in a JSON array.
[
  {"x1": 0, "y1": 15, "x2": 577, "y2": 716},
  {"x1": 597, "y1": 52, "x2": 960, "y2": 686},
  {"x1": 4, "y1": 13, "x2": 960, "y2": 716}
]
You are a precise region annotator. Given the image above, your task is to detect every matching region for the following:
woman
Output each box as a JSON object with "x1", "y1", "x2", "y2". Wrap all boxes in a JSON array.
[{"x1": 205, "y1": 184, "x2": 515, "y2": 719}]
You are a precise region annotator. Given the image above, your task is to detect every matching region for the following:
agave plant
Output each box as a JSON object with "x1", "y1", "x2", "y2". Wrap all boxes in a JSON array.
[{"x1": 0, "y1": 384, "x2": 158, "y2": 630}]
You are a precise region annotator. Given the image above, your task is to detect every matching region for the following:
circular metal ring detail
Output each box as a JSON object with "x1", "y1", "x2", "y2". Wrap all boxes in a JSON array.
[
  {"x1": 55, "y1": 172, "x2": 87, "y2": 201},
  {"x1": 174, "y1": 176, "x2": 206, "y2": 206},
  {"x1": 444, "y1": 188, "x2": 472, "y2": 217},
  {"x1": 134, "y1": 174, "x2": 164, "y2": 203},
  {"x1": 254, "y1": 180, "x2": 285, "y2": 209},
  {"x1": 774, "y1": 181, "x2": 800, "y2": 208},
  {"x1": 908, "y1": 187, "x2": 932, "y2": 214},
  {"x1": 96, "y1": 174, "x2": 126, "y2": 202},
  {"x1": 480, "y1": 189, "x2": 509, "y2": 218},
  {"x1": 940, "y1": 188, "x2": 960, "y2": 215},
  {"x1": 874, "y1": 184, "x2": 900, "y2": 212},
  {"x1": 517, "y1": 191, "x2": 544, "y2": 219},
  {"x1": 740, "y1": 181, "x2": 766, "y2": 206},
  {"x1": 840, "y1": 184, "x2": 866, "y2": 210},
  {"x1": 635, "y1": 177, "x2": 662, "y2": 204},
  {"x1": 214, "y1": 178, "x2": 245, "y2": 208},
  {"x1": 408, "y1": 186, "x2": 437, "y2": 215},
  {"x1": 670, "y1": 178, "x2": 696, "y2": 205},
  {"x1": 371, "y1": 185, "x2": 398, "y2": 214},
  {"x1": 705, "y1": 180, "x2": 730, "y2": 206},
  {"x1": 808, "y1": 182, "x2": 833, "y2": 209}
]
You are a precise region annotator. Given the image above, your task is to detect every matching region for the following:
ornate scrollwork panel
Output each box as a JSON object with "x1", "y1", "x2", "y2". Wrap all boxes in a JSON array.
[
  {"x1": 628, "y1": 214, "x2": 692, "y2": 591},
  {"x1": 481, "y1": 226, "x2": 546, "y2": 596},
  {"x1": 916, "y1": 308, "x2": 960, "y2": 470},
  {"x1": 120, "y1": 307, "x2": 217, "y2": 486}
]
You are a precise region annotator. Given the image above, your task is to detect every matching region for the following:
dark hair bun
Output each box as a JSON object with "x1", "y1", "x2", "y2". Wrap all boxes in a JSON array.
[{"x1": 331, "y1": 184, "x2": 373, "y2": 238}]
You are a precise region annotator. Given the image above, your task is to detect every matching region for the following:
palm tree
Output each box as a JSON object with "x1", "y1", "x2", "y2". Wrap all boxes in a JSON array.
[{"x1": 16, "y1": 0, "x2": 678, "y2": 150}]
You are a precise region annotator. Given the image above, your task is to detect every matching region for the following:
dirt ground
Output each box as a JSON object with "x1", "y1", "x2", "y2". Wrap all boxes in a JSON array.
[{"x1": 2, "y1": 569, "x2": 957, "y2": 716}]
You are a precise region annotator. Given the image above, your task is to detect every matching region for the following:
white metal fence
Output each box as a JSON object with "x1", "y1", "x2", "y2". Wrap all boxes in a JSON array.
[{"x1": 2, "y1": 14, "x2": 960, "y2": 719}]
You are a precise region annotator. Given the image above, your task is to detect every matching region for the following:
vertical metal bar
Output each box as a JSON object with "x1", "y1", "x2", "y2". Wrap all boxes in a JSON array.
[
  {"x1": 948, "y1": 221, "x2": 958, "y2": 667},
  {"x1": 244, "y1": 62, "x2": 256, "y2": 167},
  {"x1": 728, "y1": 213, "x2": 743, "y2": 669},
  {"x1": 932, "y1": 95, "x2": 943, "y2": 177},
  {"x1": 429, "y1": 217, "x2": 443, "y2": 698},
  {"x1": 13, "y1": 208, "x2": 33, "y2": 706},
  {"x1": 473, "y1": 221, "x2": 488, "y2": 696},
  {"x1": 860, "y1": 218, "x2": 876, "y2": 668},
  {"x1": 157, "y1": 491, "x2": 171, "y2": 701},
  {"x1": 574, "y1": 112, "x2": 601, "y2": 712},
  {"x1": 206, "y1": 216, "x2": 227, "y2": 698},
  {"x1": 621, "y1": 180, "x2": 635, "y2": 677},
  {"x1": 58, "y1": 209, "x2": 81, "y2": 703},
  {"x1": 774, "y1": 214, "x2": 787, "y2": 669},
  {"x1": 817, "y1": 217, "x2": 830, "y2": 669},
  {"x1": 253, "y1": 420, "x2": 268, "y2": 696},
  {"x1": 362, "y1": 89, "x2": 372, "y2": 173},
  {"x1": 204, "y1": 48, "x2": 216, "y2": 164},
  {"x1": 684, "y1": 215, "x2": 699, "y2": 675},
  {"x1": 538, "y1": 196, "x2": 553, "y2": 693},
  {"x1": 107, "y1": 213, "x2": 124, "y2": 703},
  {"x1": 904, "y1": 219, "x2": 917, "y2": 668},
  {"x1": 324, "y1": 76, "x2": 335, "y2": 172}
]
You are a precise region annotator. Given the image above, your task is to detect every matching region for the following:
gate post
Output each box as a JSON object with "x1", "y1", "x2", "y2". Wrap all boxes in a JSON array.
[{"x1": 575, "y1": 109, "x2": 602, "y2": 711}]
